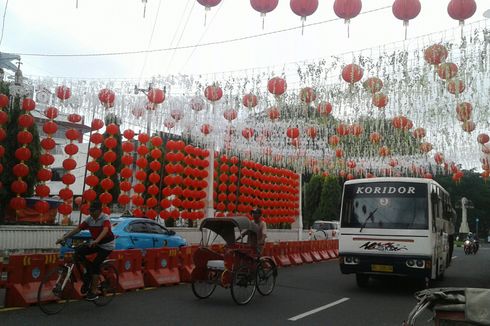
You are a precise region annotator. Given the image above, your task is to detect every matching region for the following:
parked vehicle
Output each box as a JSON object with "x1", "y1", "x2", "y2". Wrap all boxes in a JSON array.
[
  {"x1": 312, "y1": 220, "x2": 340, "y2": 240},
  {"x1": 60, "y1": 217, "x2": 187, "y2": 257},
  {"x1": 339, "y1": 177, "x2": 456, "y2": 288}
]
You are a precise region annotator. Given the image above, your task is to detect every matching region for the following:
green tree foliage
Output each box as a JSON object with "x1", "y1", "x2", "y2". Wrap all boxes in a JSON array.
[
  {"x1": 0, "y1": 82, "x2": 41, "y2": 223},
  {"x1": 314, "y1": 176, "x2": 342, "y2": 221},
  {"x1": 95, "y1": 114, "x2": 122, "y2": 206},
  {"x1": 302, "y1": 174, "x2": 323, "y2": 227},
  {"x1": 434, "y1": 170, "x2": 490, "y2": 239}
]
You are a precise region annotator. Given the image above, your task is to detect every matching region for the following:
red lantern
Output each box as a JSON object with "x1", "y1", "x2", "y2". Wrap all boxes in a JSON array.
[
  {"x1": 98, "y1": 89, "x2": 115, "y2": 106},
  {"x1": 372, "y1": 92, "x2": 388, "y2": 109},
  {"x1": 10, "y1": 197, "x2": 26, "y2": 210},
  {"x1": 22, "y1": 98, "x2": 36, "y2": 111},
  {"x1": 147, "y1": 88, "x2": 165, "y2": 104},
  {"x1": 67, "y1": 113, "x2": 82, "y2": 123},
  {"x1": 412, "y1": 127, "x2": 426, "y2": 139},
  {"x1": 350, "y1": 124, "x2": 363, "y2": 137},
  {"x1": 336, "y1": 123, "x2": 350, "y2": 136},
  {"x1": 299, "y1": 87, "x2": 316, "y2": 103},
  {"x1": 290, "y1": 0, "x2": 319, "y2": 33},
  {"x1": 267, "y1": 77, "x2": 287, "y2": 96},
  {"x1": 437, "y1": 62, "x2": 458, "y2": 80},
  {"x1": 250, "y1": 0, "x2": 278, "y2": 28},
  {"x1": 197, "y1": 0, "x2": 221, "y2": 9},
  {"x1": 34, "y1": 200, "x2": 50, "y2": 214},
  {"x1": 447, "y1": 79, "x2": 465, "y2": 95},
  {"x1": 328, "y1": 135, "x2": 340, "y2": 146},
  {"x1": 55, "y1": 86, "x2": 71, "y2": 100},
  {"x1": 379, "y1": 146, "x2": 390, "y2": 157},
  {"x1": 477, "y1": 133, "x2": 489, "y2": 144},
  {"x1": 0, "y1": 94, "x2": 9, "y2": 107},
  {"x1": 242, "y1": 128, "x2": 255, "y2": 140},
  {"x1": 434, "y1": 152, "x2": 444, "y2": 165},
  {"x1": 200, "y1": 124, "x2": 213, "y2": 135},
  {"x1": 204, "y1": 84, "x2": 223, "y2": 102},
  {"x1": 341, "y1": 64, "x2": 363, "y2": 84},
  {"x1": 317, "y1": 101, "x2": 332, "y2": 116},
  {"x1": 36, "y1": 184, "x2": 51, "y2": 197},
  {"x1": 91, "y1": 118, "x2": 104, "y2": 130},
  {"x1": 242, "y1": 93, "x2": 258, "y2": 108},
  {"x1": 333, "y1": 0, "x2": 362, "y2": 37},
  {"x1": 306, "y1": 127, "x2": 317, "y2": 139},
  {"x1": 286, "y1": 127, "x2": 300, "y2": 139},
  {"x1": 63, "y1": 158, "x2": 77, "y2": 171},
  {"x1": 462, "y1": 120, "x2": 476, "y2": 133},
  {"x1": 268, "y1": 107, "x2": 280, "y2": 121},
  {"x1": 18, "y1": 114, "x2": 34, "y2": 128},
  {"x1": 420, "y1": 142, "x2": 433, "y2": 153},
  {"x1": 39, "y1": 153, "x2": 55, "y2": 166},
  {"x1": 447, "y1": 0, "x2": 476, "y2": 26},
  {"x1": 44, "y1": 106, "x2": 59, "y2": 119},
  {"x1": 424, "y1": 44, "x2": 448, "y2": 65},
  {"x1": 17, "y1": 131, "x2": 33, "y2": 145},
  {"x1": 13, "y1": 163, "x2": 29, "y2": 177},
  {"x1": 456, "y1": 102, "x2": 472, "y2": 121},
  {"x1": 106, "y1": 123, "x2": 119, "y2": 135},
  {"x1": 223, "y1": 108, "x2": 238, "y2": 121},
  {"x1": 363, "y1": 77, "x2": 383, "y2": 94},
  {"x1": 392, "y1": 0, "x2": 421, "y2": 39}
]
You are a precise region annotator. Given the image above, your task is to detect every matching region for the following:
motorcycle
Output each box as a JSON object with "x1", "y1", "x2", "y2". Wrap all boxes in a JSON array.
[{"x1": 464, "y1": 240, "x2": 475, "y2": 255}]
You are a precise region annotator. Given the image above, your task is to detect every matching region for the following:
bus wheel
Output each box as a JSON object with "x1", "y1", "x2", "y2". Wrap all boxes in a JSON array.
[{"x1": 356, "y1": 274, "x2": 369, "y2": 288}]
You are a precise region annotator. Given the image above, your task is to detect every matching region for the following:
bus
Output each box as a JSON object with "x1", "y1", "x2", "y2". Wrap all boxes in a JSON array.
[{"x1": 338, "y1": 177, "x2": 456, "y2": 287}]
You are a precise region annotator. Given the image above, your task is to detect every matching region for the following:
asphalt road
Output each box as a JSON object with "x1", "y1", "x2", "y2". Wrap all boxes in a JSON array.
[{"x1": 2, "y1": 245, "x2": 489, "y2": 326}]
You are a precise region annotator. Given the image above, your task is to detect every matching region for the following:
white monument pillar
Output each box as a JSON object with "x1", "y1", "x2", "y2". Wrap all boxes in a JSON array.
[{"x1": 458, "y1": 197, "x2": 470, "y2": 234}]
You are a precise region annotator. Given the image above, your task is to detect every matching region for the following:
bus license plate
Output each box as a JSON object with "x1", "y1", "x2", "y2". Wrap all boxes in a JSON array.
[{"x1": 371, "y1": 264, "x2": 393, "y2": 273}]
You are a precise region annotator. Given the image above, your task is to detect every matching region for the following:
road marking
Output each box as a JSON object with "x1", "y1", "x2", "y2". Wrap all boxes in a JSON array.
[
  {"x1": 0, "y1": 307, "x2": 24, "y2": 313},
  {"x1": 452, "y1": 256, "x2": 457, "y2": 259},
  {"x1": 288, "y1": 298, "x2": 350, "y2": 321}
]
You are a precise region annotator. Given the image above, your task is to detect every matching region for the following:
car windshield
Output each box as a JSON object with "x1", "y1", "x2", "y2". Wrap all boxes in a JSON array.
[{"x1": 341, "y1": 182, "x2": 428, "y2": 230}]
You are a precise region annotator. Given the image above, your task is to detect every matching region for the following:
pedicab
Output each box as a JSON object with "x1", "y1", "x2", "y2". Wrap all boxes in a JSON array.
[
  {"x1": 404, "y1": 287, "x2": 490, "y2": 325},
  {"x1": 190, "y1": 216, "x2": 278, "y2": 305}
]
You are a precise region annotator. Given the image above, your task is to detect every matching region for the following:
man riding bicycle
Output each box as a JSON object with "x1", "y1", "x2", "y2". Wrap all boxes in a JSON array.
[{"x1": 56, "y1": 202, "x2": 115, "y2": 300}]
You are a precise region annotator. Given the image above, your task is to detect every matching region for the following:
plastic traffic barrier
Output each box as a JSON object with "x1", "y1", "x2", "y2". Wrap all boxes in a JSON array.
[
  {"x1": 261, "y1": 243, "x2": 277, "y2": 266},
  {"x1": 273, "y1": 242, "x2": 291, "y2": 267},
  {"x1": 144, "y1": 247, "x2": 180, "y2": 287},
  {"x1": 178, "y1": 245, "x2": 198, "y2": 283},
  {"x1": 5, "y1": 253, "x2": 60, "y2": 307},
  {"x1": 331, "y1": 239, "x2": 339, "y2": 257},
  {"x1": 326, "y1": 240, "x2": 337, "y2": 258},
  {"x1": 299, "y1": 241, "x2": 314, "y2": 263},
  {"x1": 318, "y1": 240, "x2": 331, "y2": 260},
  {"x1": 309, "y1": 241, "x2": 323, "y2": 262},
  {"x1": 110, "y1": 249, "x2": 145, "y2": 292},
  {"x1": 288, "y1": 242, "x2": 303, "y2": 265}
]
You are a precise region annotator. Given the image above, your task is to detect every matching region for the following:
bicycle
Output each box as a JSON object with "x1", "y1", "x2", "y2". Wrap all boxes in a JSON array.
[{"x1": 37, "y1": 240, "x2": 119, "y2": 315}]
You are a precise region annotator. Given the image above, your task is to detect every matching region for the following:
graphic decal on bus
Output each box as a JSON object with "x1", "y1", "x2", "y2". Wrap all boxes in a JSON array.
[{"x1": 359, "y1": 241, "x2": 408, "y2": 252}]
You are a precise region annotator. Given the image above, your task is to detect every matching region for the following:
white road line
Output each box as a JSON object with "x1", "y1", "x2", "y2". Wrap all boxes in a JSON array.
[
  {"x1": 452, "y1": 256, "x2": 457, "y2": 259},
  {"x1": 288, "y1": 298, "x2": 350, "y2": 321}
]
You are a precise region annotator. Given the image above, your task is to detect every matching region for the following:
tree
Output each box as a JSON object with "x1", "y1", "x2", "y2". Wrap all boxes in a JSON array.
[
  {"x1": 434, "y1": 170, "x2": 490, "y2": 239},
  {"x1": 314, "y1": 176, "x2": 342, "y2": 221},
  {"x1": 0, "y1": 81, "x2": 41, "y2": 223},
  {"x1": 302, "y1": 174, "x2": 323, "y2": 227}
]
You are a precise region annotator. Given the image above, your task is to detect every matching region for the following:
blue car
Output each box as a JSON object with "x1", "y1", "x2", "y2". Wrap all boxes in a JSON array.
[{"x1": 60, "y1": 217, "x2": 188, "y2": 257}]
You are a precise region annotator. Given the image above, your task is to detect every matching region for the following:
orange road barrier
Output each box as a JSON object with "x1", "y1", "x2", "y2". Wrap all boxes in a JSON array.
[
  {"x1": 299, "y1": 241, "x2": 314, "y2": 264},
  {"x1": 5, "y1": 253, "x2": 60, "y2": 307},
  {"x1": 110, "y1": 249, "x2": 145, "y2": 292},
  {"x1": 178, "y1": 245, "x2": 198, "y2": 283},
  {"x1": 310, "y1": 241, "x2": 323, "y2": 262},
  {"x1": 273, "y1": 242, "x2": 291, "y2": 267},
  {"x1": 144, "y1": 247, "x2": 180, "y2": 287}
]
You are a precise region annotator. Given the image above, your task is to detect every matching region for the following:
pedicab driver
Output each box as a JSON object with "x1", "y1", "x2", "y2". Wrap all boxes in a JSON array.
[
  {"x1": 249, "y1": 208, "x2": 267, "y2": 253},
  {"x1": 56, "y1": 201, "x2": 115, "y2": 301}
]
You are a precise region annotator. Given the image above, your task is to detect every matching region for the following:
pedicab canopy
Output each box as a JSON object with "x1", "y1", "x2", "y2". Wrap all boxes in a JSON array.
[{"x1": 200, "y1": 216, "x2": 258, "y2": 245}]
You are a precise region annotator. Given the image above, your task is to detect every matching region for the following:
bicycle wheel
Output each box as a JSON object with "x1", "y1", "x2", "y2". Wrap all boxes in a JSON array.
[
  {"x1": 192, "y1": 279, "x2": 217, "y2": 299},
  {"x1": 231, "y1": 264, "x2": 256, "y2": 305},
  {"x1": 256, "y1": 258, "x2": 277, "y2": 296},
  {"x1": 92, "y1": 263, "x2": 118, "y2": 306},
  {"x1": 38, "y1": 266, "x2": 73, "y2": 315}
]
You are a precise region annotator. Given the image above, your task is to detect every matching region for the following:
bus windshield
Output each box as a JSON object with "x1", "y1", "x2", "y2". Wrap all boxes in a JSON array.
[{"x1": 341, "y1": 182, "x2": 428, "y2": 230}]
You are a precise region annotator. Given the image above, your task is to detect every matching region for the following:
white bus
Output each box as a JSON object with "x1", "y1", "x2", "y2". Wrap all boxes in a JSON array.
[{"x1": 338, "y1": 177, "x2": 456, "y2": 287}]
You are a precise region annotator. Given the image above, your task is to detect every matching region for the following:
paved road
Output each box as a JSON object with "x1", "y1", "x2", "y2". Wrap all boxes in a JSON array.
[{"x1": 2, "y1": 246, "x2": 489, "y2": 326}]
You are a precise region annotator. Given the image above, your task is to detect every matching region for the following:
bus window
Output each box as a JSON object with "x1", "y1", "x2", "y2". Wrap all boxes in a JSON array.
[{"x1": 341, "y1": 182, "x2": 428, "y2": 230}]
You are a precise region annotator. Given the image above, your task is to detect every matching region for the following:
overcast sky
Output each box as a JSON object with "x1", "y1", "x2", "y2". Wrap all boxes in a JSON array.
[{"x1": 1, "y1": 0, "x2": 489, "y2": 81}]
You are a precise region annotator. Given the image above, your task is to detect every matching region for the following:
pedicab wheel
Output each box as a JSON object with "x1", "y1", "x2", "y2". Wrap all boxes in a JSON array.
[
  {"x1": 356, "y1": 273, "x2": 369, "y2": 288},
  {"x1": 192, "y1": 280, "x2": 217, "y2": 299},
  {"x1": 38, "y1": 266, "x2": 73, "y2": 315},
  {"x1": 92, "y1": 263, "x2": 118, "y2": 306},
  {"x1": 256, "y1": 257, "x2": 277, "y2": 296},
  {"x1": 231, "y1": 264, "x2": 256, "y2": 305}
]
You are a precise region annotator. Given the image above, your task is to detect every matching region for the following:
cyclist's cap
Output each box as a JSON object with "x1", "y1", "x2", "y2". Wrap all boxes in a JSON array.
[
  {"x1": 89, "y1": 202, "x2": 102, "y2": 211},
  {"x1": 251, "y1": 208, "x2": 262, "y2": 216}
]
